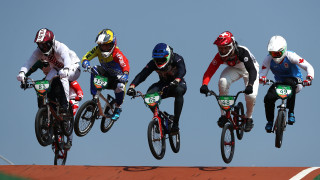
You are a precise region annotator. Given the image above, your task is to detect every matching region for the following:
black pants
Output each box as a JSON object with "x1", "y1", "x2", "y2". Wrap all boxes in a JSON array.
[
  {"x1": 147, "y1": 80, "x2": 187, "y2": 126},
  {"x1": 264, "y1": 77, "x2": 298, "y2": 122},
  {"x1": 47, "y1": 77, "x2": 68, "y2": 109}
]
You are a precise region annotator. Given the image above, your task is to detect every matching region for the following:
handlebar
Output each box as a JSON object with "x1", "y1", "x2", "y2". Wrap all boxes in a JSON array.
[{"x1": 206, "y1": 89, "x2": 245, "y2": 102}]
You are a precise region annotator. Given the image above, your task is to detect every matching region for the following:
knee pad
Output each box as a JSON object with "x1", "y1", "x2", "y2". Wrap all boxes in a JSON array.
[
  {"x1": 219, "y1": 78, "x2": 229, "y2": 95},
  {"x1": 115, "y1": 83, "x2": 125, "y2": 93}
]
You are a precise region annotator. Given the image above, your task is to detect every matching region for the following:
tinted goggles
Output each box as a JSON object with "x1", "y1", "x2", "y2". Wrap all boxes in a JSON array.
[{"x1": 269, "y1": 51, "x2": 283, "y2": 58}]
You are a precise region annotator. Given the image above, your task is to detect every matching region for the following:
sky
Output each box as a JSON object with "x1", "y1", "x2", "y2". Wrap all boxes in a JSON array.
[{"x1": 1, "y1": 0, "x2": 319, "y2": 167}]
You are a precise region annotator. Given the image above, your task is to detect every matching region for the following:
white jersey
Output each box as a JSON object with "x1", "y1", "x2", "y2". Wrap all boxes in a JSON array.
[{"x1": 20, "y1": 40, "x2": 80, "y2": 73}]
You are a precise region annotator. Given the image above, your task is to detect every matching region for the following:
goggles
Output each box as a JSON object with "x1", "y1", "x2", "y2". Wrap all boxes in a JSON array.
[{"x1": 269, "y1": 51, "x2": 283, "y2": 58}]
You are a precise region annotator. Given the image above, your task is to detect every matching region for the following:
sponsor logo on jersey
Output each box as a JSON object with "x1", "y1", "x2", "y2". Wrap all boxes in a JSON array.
[
  {"x1": 299, "y1": 59, "x2": 304, "y2": 63},
  {"x1": 212, "y1": 59, "x2": 217, "y2": 65},
  {"x1": 284, "y1": 63, "x2": 289, "y2": 68},
  {"x1": 244, "y1": 57, "x2": 248, "y2": 62},
  {"x1": 47, "y1": 53, "x2": 64, "y2": 68},
  {"x1": 116, "y1": 53, "x2": 126, "y2": 67}
]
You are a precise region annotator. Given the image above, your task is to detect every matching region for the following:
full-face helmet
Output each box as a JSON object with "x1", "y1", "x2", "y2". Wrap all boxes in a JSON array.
[
  {"x1": 96, "y1": 29, "x2": 117, "y2": 58},
  {"x1": 267, "y1": 35, "x2": 287, "y2": 64},
  {"x1": 214, "y1": 31, "x2": 235, "y2": 58},
  {"x1": 34, "y1": 28, "x2": 55, "y2": 56},
  {"x1": 152, "y1": 43, "x2": 172, "y2": 69}
]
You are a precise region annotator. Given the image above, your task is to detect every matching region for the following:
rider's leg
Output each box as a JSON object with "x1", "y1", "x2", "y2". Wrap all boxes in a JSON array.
[
  {"x1": 166, "y1": 81, "x2": 187, "y2": 132},
  {"x1": 218, "y1": 67, "x2": 242, "y2": 127},
  {"x1": 111, "y1": 82, "x2": 126, "y2": 121},
  {"x1": 264, "y1": 84, "x2": 278, "y2": 131},
  {"x1": 146, "y1": 81, "x2": 164, "y2": 114},
  {"x1": 283, "y1": 77, "x2": 298, "y2": 124}
]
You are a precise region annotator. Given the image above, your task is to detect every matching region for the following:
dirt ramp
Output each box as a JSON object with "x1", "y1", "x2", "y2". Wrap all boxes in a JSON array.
[{"x1": 0, "y1": 165, "x2": 316, "y2": 180}]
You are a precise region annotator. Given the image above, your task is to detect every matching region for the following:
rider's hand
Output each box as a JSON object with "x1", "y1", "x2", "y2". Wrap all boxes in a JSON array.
[
  {"x1": 303, "y1": 75, "x2": 313, "y2": 86},
  {"x1": 259, "y1": 76, "x2": 267, "y2": 84},
  {"x1": 200, "y1": 84, "x2": 209, "y2": 94},
  {"x1": 17, "y1": 71, "x2": 25, "y2": 82},
  {"x1": 127, "y1": 87, "x2": 136, "y2": 96},
  {"x1": 170, "y1": 78, "x2": 180, "y2": 87},
  {"x1": 244, "y1": 84, "x2": 253, "y2": 94},
  {"x1": 118, "y1": 74, "x2": 128, "y2": 83},
  {"x1": 82, "y1": 60, "x2": 90, "y2": 69},
  {"x1": 59, "y1": 68, "x2": 69, "y2": 78}
]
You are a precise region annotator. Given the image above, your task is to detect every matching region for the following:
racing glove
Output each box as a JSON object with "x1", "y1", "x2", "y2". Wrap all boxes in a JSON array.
[
  {"x1": 17, "y1": 71, "x2": 26, "y2": 82},
  {"x1": 59, "y1": 68, "x2": 69, "y2": 78},
  {"x1": 118, "y1": 74, "x2": 128, "y2": 83},
  {"x1": 200, "y1": 84, "x2": 209, "y2": 94},
  {"x1": 127, "y1": 87, "x2": 136, "y2": 96},
  {"x1": 259, "y1": 76, "x2": 267, "y2": 84},
  {"x1": 303, "y1": 75, "x2": 313, "y2": 86},
  {"x1": 82, "y1": 60, "x2": 90, "y2": 69},
  {"x1": 244, "y1": 84, "x2": 253, "y2": 95}
]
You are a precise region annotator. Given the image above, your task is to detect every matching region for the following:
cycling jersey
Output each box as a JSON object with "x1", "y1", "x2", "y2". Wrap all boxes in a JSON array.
[
  {"x1": 260, "y1": 51, "x2": 314, "y2": 82},
  {"x1": 130, "y1": 52, "x2": 186, "y2": 87},
  {"x1": 202, "y1": 45, "x2": 258, "y2": 86},
  {"x1": 81, "y1": 46, "x2": 130, "y2": 76}
]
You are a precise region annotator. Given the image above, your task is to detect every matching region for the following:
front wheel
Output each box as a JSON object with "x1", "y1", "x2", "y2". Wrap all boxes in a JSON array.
[
  {"x1": 235, "y1": 102, "x2": 245, "y2": 140},
  {"x1": 100, "y1": 100, "x2": 116, "y2": 133},
  {"x1": 275, "y1": 110, "x2": 286, "y2": 148},
  {"x1": 220, "y1": 123, "x2": 235, "y2": 164},
  {"x1": 74, "y1": 100, "x2": 97, "y2": 137},
  {"x1": 147, "y1": 120, "x2": 166, "y2": 160},
  {"x1": 35, "y1": 107, "x2": 53, "y2": 146}
]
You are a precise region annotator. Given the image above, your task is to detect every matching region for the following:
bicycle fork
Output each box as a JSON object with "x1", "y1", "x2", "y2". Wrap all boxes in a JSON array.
[{"x1": 153, "y1": 106, "x2": 164, "y2": 138}]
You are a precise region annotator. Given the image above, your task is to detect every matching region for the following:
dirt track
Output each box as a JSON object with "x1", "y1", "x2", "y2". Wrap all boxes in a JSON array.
[{"x1": 0, "y1": 165, "x2": 319, "y2": 180}]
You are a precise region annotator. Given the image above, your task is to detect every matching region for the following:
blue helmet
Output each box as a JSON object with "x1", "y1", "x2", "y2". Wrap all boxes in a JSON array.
[{"x1": 152, "y1": 43, "x2": 172, "y2": 69}]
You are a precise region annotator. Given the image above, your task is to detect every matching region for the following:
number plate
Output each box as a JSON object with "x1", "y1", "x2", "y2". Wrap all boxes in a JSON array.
[
  {"x1": 144, "y1": 92, "x2": 161, "y2": 107},
  {"x1": 93, "y1": 75, "x2": 108, "y2": 89},
  {"x1": 34, "y1": 80, "x2": 50, "y2": 94},
  {"x1": 218, "y1": 96, "x2": 235, "y2": 111},
  {"x1": 276, "y1": 85, "x2": 292, "y2": 99}
]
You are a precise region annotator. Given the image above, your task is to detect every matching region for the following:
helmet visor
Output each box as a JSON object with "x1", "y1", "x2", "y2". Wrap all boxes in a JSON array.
[
  {"x1": 37, "y1": 42, "x2": 52, "y2": 53},
  {"x1": 153, "y1": 57, "x2": 169, "y2": 67},
  {"x1": 269, "y1": 51, "x2": 283, "y2": 58}
]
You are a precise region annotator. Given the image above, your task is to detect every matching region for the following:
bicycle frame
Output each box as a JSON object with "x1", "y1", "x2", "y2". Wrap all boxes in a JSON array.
[{"x1": 207, "y1": 90, "x2": 246, "y2": 130}]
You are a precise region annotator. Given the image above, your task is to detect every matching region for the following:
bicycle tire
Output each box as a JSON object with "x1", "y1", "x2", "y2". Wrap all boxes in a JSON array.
[
  {"x1": 100, "y1": 100, "x2": 116, "y2": 133},
  {"x1": 74, "y1": 100, "x2": 97, "y2": 137},
  {"x1": 61, "y1": 112, "x2": 74, "y2": 137},
  {"x1": 35, "y1": 107, "x2": 53, "y2": 146},
  {"x1": 220, "y1": 123, "x2": 235, "y2": 164},
  {"x1": 169, "y1": 132, "x2": 180, "y2": 153},
  {"x1": 275, "y1": 110, "x2": 286, "y2": 148},
  {"x1": 147, "y1": 120, "x2": 166, "y2": 160},
  {"x1": 53, "y1": 134, "x2": 68, "y2": 165},
  {"x1": 235, "y1": 102, "x2": 245, "y2": 140}
]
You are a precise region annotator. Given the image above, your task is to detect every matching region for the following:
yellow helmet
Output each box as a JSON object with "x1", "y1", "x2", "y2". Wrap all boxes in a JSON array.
[{"x1": 95, "y1": 29, "x2": 117, "y2": 58}]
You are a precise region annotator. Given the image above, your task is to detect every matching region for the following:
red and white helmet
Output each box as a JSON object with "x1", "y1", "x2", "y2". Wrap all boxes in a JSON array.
[
  {"x1": 34, "y1": 28, "x2": 55, "y2": 56},
  {"x1": 214, "y1": 31, "x2": 235, "y2": 58}
]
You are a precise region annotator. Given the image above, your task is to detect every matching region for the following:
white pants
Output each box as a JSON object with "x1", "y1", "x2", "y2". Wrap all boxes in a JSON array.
[
  {"x1": 218, "y1": 65, "x2": 259, "y2": 118},
  {"x1": 45, "y1": 63, "x2": 81, "y2": 101}
]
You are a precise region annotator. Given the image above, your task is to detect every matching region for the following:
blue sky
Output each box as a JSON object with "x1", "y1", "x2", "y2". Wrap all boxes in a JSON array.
[{"x1": 1, "y1": 0, "x2": 319, "y2": 166}]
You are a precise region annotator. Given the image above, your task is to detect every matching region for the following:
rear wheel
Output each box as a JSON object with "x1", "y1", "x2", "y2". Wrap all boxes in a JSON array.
[
  {"x1": 235, "y1": 102, "x2": 245, "y2": 140},
  {"x1": 100, "y1": 100, "x2": 116, "y2": 133},
  {"x1": 220, "y1": 123, "x2": 235, "y2": 164},
  {"x1": 35, "y1": 107, "x2": 53, "y2": 146},
  {"x1": 275, "y1": 110, "x2": 286, "y2": 148},
  {"x1": 74, "y1": 100, "x2": 97, "y2": 137},
  {"x1": 147, "y1": 120, "x2": 166, "y2": 160}
]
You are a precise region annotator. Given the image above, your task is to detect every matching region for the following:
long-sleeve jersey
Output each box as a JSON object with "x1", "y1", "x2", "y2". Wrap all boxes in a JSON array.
[
  {"x1": 20, "y1": 40, "x2": 80, "y2": 73},
  {"x1": 81, "y1": 46, "x2": 130, "y2": 77},
  {"x1": 260, "y1": 50, "x2": 314, "y2": 82},
  {"x1": 25, "y1": 60, "x2": 44, "y2": 77},
  {"x1": 202, "y1": 45, "x2": 258, "y2": 85},
  {"x1": 131, "y1": 52, "x2": 186, "y2": 87}
]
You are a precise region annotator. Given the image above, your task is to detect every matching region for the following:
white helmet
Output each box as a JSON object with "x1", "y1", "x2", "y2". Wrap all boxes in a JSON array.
[{"x1": 267, "y1": 35, "x2": 287, "y2": 64}]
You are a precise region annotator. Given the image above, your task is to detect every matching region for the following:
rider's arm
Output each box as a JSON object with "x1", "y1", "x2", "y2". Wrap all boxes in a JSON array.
[
  {"x1": 20, "y1": 49, "x2": 41, "y2": 74},
  {"x1": 202, "y1": 54, "x2": 222, "y2": 85},
  {"x1": 238, "y1": 47, "x2": 257, "y2": 86},
  {"x1": 81, "y1": 46, "x2": 99, "y2": 64},
  {"x1": 113, "y1": 48, "x2": 130, "y2": 74},
  {"x1": 25, "y1": 60, "x2": 43, "y2": 77},
  {"x1": 173, "y1": 53, "x2": 186, "y2": 81},
  {"x1": 287, "y1": 51, "x2": 315, "y2": 79},
  {"x1": 259, "y1": 55, "x2": 272, "y2": 78},
  {"x1": 130, "y1": 60, "x2": 155, "y2": 87}
]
